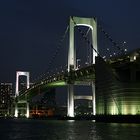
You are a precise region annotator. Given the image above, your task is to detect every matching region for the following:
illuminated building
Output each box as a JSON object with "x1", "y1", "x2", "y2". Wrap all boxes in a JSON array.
[
  {"x1": 0, "y1": 83, "x2": 13, "y2": 116},
  {"x1": 96, "y1": 49, "x2": 140, "y2": 115}
]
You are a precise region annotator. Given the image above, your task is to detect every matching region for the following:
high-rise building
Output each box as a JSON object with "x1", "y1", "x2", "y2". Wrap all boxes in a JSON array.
[{"x1": 0, "y1": 83, "x2": 13, "y2": 116}]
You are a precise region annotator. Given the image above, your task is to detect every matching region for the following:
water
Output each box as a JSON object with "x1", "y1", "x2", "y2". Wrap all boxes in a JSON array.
[{"x1": 0, "y1": 119, "x2": 140, "y2": 140}]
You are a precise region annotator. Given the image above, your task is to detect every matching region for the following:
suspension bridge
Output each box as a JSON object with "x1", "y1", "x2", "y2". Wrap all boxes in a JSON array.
[{"x1": 14, "y1": 16, "x2": 140, "y2": 118}]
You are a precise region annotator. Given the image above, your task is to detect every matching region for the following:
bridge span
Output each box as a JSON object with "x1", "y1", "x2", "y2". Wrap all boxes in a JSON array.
[{"x1": 13, "y1": 16, "x2": 140, "y2": 118}]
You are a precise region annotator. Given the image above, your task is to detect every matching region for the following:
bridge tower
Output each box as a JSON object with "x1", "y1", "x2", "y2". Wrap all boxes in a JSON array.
[
  {"x1": 67, "y1": 16, "x2": 97, "y2": 117},
  {"x1": 14, "y1": 71, "x2": 30, "y2": 118}
]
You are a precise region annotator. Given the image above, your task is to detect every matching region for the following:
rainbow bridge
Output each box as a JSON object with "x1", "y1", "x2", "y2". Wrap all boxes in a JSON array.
[{"x1": 14, "y1": 16, "x2": 140, "y2": 118}]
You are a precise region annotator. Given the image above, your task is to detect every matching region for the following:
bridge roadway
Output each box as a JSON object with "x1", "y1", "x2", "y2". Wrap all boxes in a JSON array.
[
  {"x1": 17, "y1": 53, "x2": 135, "y2": 101},
  {"x1": 17, "y1": 64, "x2": 96, "y2": 101}
]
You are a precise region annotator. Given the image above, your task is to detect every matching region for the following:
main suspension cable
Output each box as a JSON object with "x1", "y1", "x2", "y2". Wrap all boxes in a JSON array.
[{"x1": 32, "y1": 25, "x2": 69, "y2": 83}]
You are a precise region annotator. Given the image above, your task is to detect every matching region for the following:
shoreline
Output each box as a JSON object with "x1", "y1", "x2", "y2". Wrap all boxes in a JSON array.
[{"x1": 1, "y1": 115, "x2": 140, "y2": 123}]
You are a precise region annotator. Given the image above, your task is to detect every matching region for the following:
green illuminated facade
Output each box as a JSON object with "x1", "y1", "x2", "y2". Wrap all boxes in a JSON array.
[{"x1": 95, "y1": 51, "x2": 140, "y2": 115}]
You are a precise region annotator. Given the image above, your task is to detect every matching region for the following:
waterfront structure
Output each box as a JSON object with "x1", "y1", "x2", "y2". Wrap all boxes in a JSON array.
[
  {"x1": 13, "y1": 16, "x2": 97, "y2": 118},
  {"x1": 0, "y1": 83, "x2": 13, "y2": 116},
  {"x1": 13, "y1": 16, "x2": 140, "y2": 118},
  {"x1": 96, "y1": 49, "x2": 140, "y2": 115}
]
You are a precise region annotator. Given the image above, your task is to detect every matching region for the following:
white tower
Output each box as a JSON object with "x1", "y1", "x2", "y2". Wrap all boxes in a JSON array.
[
  {"x1": 14, "y1": 71, "x2": 30, "y2": 118},
  {"x1": 15, "y1": 71, "x2": 30, "y2": 97},
  {"x1": 67, "y1": 16, "x2": 97, "y2": 117}
]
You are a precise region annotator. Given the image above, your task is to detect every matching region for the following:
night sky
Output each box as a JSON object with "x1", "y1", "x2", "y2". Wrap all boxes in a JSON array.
[{"x1": 0, "y1": 0, "x2": 140, "y2": 83}]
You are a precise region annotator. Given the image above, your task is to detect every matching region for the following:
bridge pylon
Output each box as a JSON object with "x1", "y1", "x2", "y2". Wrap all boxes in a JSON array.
[
  {"x1": 92, "y1": 82, "x2": 96, "y2": 115},
  {"x1": 67, "y1": 84, "x2": 74, "y2": 117},
  {"x1": 68, "y1": 16, "x2": 98, "y2": 72},
  {"x1": 14, "y1": 71, "x2": 30, "y2": 118},
  {"x1": 67, "y1": 16, "x2": 97, "y2": 117}
]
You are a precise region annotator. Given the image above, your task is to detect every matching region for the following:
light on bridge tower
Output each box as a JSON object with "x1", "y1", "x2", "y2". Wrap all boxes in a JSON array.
[
  {"x1": 67, "y1": 16, "x2": 98, "y2": 117},
  {"x1": 68, "y1": 16, "x2": 98, "y2": 71},
  {"x1": 14, "y1": 71, "x2": 30, "y2": 118},
  {"x1": 92, "y1": 82, "x2": 96, "y2": 115}
]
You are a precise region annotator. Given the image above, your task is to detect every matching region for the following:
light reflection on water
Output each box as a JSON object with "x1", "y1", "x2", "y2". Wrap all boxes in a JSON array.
[{"x1": 0, "y1": 119, "x2": 140, "y2": 140}]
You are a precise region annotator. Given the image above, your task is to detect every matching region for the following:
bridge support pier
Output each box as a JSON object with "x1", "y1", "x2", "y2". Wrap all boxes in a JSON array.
[
  {"x1": 92, "y1": 82, "x2": 96, "y2": 115},
  {"x1": 14, "y1": 103, "x2": 18, "y2": 117},
  {"x1": 26, "y1": 102, "x2": 30, "y2": 118},
  {"x1": 67, "y1": 84, "x2": 74, "y2": 117}
]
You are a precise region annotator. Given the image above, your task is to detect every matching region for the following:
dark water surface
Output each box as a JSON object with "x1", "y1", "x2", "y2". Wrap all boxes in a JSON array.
[{"x1": 0, "y1": 119, "x2": 140, "y2": 140}]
